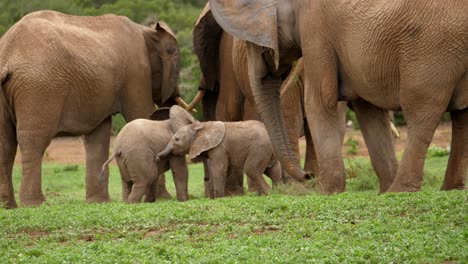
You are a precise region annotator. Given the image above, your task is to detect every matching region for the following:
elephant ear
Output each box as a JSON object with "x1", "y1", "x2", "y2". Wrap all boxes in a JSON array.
[
  {"x1": 150, "y1": 108, "x2": 171, "y2": 120},
  {"x1": 170, "y1": 105, "x2": 199, "y2": 132},
  {"x1": 189, "y1": 121, "x2": 225, "y2": 160},
  {"x1": 209, "y1": 0, "x2": 279, "y2": 68},
  {"x1": 144, "y1": 22, "x2": 181, "y2": 105},
  {"x1": 193, "y1": 3, "x2": 223, "y2": 92}
]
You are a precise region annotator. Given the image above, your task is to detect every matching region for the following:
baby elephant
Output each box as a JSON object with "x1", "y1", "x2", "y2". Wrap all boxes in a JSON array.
[
  {"x1": 100, "y1": 106, "x2": 198, "y2": 203},
  {"x1": 158, "y1": 120, "x2": 282, "y2": 198}
]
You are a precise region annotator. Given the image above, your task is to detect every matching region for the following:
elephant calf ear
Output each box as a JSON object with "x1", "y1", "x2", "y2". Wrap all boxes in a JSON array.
[{"x1": 189, "y1": 122, "x2": 225, "y2": 160}]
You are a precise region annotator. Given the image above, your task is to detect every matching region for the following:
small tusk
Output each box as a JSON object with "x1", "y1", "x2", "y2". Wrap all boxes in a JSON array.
[
  {"x1": 187, "y1": 90, "x2": 206, "y2": 112},
  {"x1": 389, "y1": 121, "x2": 400, "y2": 138},
  {"x1": 175, "y1": 97, "x2": 197, "y2": 113}
]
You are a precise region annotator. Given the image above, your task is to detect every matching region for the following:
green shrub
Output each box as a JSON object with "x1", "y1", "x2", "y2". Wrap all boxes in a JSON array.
[{"x1": 426, "y1": 145, "x2": 450, "y2": 158}]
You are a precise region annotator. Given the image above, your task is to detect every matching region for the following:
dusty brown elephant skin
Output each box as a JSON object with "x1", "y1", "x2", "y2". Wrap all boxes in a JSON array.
[
  {"x1": 0, "y1": 11, "x2": 188, "y2": 208},
  {"x1": 192, "y1": 5, "x2": 318, "y2": 190},
  {"x1": 100, "y1": 106, "x2": 196, "y2": 203},
  {"x1": 158, "y1": 121, "x2": 282, "y2": 198},
  {"x1": 208, "y1": 0, "x2": 467, "y2": 193}
]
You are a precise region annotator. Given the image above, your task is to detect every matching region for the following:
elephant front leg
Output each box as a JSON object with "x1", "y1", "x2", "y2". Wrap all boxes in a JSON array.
[
  {"x1": 207, "y1": 149, "x2": 228, "y2": 198},
  {"x1": 441, "y1": 109, "x2": 467, "y2": 190},
  {"x1": 351, "y1": 100, "x2": 398, "y2": 192},
  {"x1": 83, "y1": 117, "x2": 111, "y2": 203},
  {"x1": 169, "y1": 156, "x2": 189, "y2": 201},
  {"x1": 0, "y1": 113, "x2": 17, "y2": 208}
]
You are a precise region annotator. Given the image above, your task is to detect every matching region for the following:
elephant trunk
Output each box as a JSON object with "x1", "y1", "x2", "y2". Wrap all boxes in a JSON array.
[
  {"x1": 253, "y1": 74, "x2": 308, "y2": 182},
  {"x1": 156, "y1": 141, "x2": 173, "y2": 161}
]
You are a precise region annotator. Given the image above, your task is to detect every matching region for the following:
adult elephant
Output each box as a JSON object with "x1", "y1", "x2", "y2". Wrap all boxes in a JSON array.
[
  {"x1": 0, "y1": 11, "x2": 193, "y2": 208},
  {"x1": 208, "y1": 0, "x2": 467, "y2": 193},
  {"x1": 191, "y1": 5, "x2": 318, "y2": 188}
]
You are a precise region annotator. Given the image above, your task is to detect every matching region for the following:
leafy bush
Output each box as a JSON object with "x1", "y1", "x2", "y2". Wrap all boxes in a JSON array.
[{"x1": 426, "y1": 145, "x2": 450, "y2": 158}]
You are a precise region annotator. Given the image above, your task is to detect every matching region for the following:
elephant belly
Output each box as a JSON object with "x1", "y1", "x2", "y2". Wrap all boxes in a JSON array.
[{"x1": 338, "y1": 65, "x2": 402, "y2": 111}]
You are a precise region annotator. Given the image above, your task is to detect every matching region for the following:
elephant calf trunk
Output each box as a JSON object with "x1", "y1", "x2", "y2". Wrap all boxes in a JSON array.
[{"x1": 157, "y1": 143, "x2": 173, "y2": 160}]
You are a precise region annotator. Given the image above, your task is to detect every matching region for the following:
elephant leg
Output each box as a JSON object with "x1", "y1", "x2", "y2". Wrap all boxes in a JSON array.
[
  {"x1": 155, "y1": 174, "x2": 172, "y2": 200},
  {"x1": 303, "y1": 119, "x2": 319, "y2": 176},
  {"x1": 122, "y1": 181, "x2": 132, "y2": 202},
  {"x1": 245, "y1": 166, "x2": 270, "y2": 195},
  {"x1": 441, "y1": 109, "x2": 467, "y2": 190},
  {"x1": 303, "y1": 71, "x2": 347, "y2": 193},
  {"x1": 226, "y1": 166, "x2": 244, "y2": 196},
  {"x1": 116, "y1": 158, "x2": 132, "y2": 202},
  {"x1": 387, "y1": 62, "x2": 457, "y2": 192},
  {"x1": 244, "y1": 150, "x2": 271, "y2": 195},
  {"x1": 351, "y1": 100, "x2": 398, "y2": 193},
  {"x1": 83, "y1": 117, "x2": 111, "y2": 203},
  {"x1": 169, "y1": 156, "x2": 189, "y2": 201},
  {"x1": 0, "y1": 113, "x2": 17, "y2": 208},
  {"x1": 264, "y1": 161, "x2": 282, "y2": 187},
  {"x1": 127, "y1": 182, "x2": 150, "y2": 203},
  {"x1": 17, "y1": 130, "x2": 52, "y2": 206},
  {"x1": 208, "y1": 149, "x2": 228, "y2": 198},
  {"x1": 203, "y1": 159, "x2": 213, "y2": 198}
]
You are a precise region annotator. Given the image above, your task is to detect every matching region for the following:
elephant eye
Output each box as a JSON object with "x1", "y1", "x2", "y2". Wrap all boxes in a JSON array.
[{"x1": 175, "y1": 138, "x2": 179, "y2": 142}]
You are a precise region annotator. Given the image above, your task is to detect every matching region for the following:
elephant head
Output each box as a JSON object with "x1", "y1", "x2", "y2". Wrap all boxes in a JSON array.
[
  {"x1": 158, "y1": 121, "x2": 225, "y2": 161},
  {"x1": 144, "y1": 22, "x2": 189, "y2": 108},
  {"x1": 207, "y1": 0, "x2": 306, "y2": 181}
]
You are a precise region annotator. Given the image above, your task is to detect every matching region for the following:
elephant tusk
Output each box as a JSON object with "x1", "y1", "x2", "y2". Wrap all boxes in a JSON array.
[
  {"x1": 175, "y1": 96, "x2": 197, "y2": 113},
  {"x1": 187, "y1": 90, "x2": 206, "y2": 112},
  {"x1": 389, "y1": 121, "x2": 400, "y2": 138}
]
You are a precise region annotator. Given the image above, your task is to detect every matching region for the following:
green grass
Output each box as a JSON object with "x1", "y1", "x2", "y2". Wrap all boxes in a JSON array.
[{"x1": 1, "y1": 157, "x2": 467, "y2": 263}]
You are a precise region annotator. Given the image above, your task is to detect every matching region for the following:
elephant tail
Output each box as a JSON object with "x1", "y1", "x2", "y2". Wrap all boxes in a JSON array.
[
  {"x1": 99, "y1": 151, "x2": 121, "y2": 181},
  {"x1": 0, "y1": 67, "x2": 16, "y2": 126}
]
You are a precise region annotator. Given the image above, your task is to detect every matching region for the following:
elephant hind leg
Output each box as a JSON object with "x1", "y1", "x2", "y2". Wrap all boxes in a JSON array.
[
  {"x1": 17, "y1": 130, "x2": 52, "y2": 207},
  {"x1": 244, "y1": 157, "x2": 271, "y2": 195},
  {"x1": 387, "y1": 60, "x2": 460, "y2": 192},
  {"x1": 264, "y1": 161, "x2": 282, "y2": 187},
  {"x1": 0, "y1": 112, "x2": 17, "y2": 208},
  {"x1": 441, "y1": 109, "x2": 467, "y2": 190},
  {"x1": 352, "y1": 100, "x2": 398, "y2": 193}
]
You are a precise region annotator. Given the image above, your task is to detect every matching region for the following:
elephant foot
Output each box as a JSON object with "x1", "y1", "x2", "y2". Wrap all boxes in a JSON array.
[
  {"x1": 156, "y1": 190, "x2": 172, "y2": 200},
  {"x1": 225, "y1": 186, "x2": 244, "y2": 196},
  {"x1": 440, "y1": 184, "x2": 466, "y2": 191},
  {"x1": 0, "y1": 198, "x2": 18, "y2": 209},
  {"x1": 86, "y1": 194, "x2": 111, "y2": 203},
  {"x1": 386, "y1": 182, "x2": 421, "y2": 193},
  {"x1": 20, "y1": 195, "x2": 46, "y2": 207}
]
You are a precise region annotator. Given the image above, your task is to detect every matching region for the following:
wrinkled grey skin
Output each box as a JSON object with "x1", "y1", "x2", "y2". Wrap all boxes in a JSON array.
[
  {"x1": 0, "y1": 11, "x2": 182, "y2": 208},
  {"x1": 158, "y1": 120, "x2": 282, "y2": 198},
  {"x1": 209, "y1": 0, "x2": 467, "y2": 193},
  {"x1": 100, "y1": 106, "x2": 197, "y2": 203}
]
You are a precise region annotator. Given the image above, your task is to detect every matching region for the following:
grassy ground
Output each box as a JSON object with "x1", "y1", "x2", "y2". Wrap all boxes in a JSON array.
[{"x1": 1, "y1": 156, "x2": 467, "y2": 263}]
